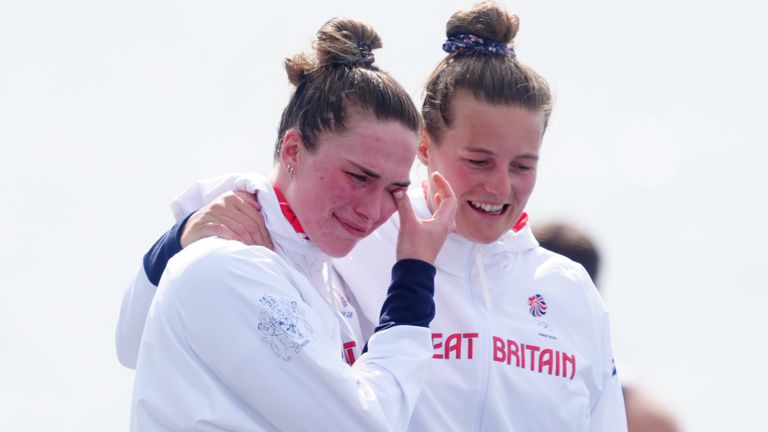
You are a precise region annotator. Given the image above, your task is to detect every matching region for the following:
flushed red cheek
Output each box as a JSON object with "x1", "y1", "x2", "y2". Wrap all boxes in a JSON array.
[
  {"x1": 327, "y1": 186, "x2": 356, "y2": 208},
  {"x1": 375, "y1": 206, "x2": 396, "y2": 228}
]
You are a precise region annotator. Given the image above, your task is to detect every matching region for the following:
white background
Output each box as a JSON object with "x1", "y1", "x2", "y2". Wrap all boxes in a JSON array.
[{"x1": 1, "y1": 0, "x2": 766, "y2": 430}]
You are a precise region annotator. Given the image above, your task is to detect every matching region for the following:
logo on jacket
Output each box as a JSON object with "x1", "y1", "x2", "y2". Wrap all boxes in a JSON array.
[
  {"x1": 258, "y1": 295, "x2": 314, "y2": 361},
  {"x1": 528, "y1": 294, "x2": 548, "y2": 317}
]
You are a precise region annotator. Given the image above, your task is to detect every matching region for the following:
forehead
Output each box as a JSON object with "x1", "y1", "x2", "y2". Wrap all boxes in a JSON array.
[
  {"x1": 315, "y1": 113, "x2": 418, "y2": 175},
  {"x1": 443, "y1": 91, "x2": 545, "y2": 156}
]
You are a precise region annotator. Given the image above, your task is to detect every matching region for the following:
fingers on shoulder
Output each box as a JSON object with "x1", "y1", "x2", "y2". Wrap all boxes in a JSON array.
[
  {"x1": 201, "y1": 222, "x2": 245, "y2": 243},
  {"x1": 234, "y1": 190, "x2": 263, "y2": 212}
]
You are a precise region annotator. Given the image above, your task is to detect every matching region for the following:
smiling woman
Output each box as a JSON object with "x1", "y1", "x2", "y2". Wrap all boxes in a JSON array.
[
  {"x1": 333, "y1": 2, "x2": 626, "y2": 428},
  {"x1": 419, "y1": 90, "x2": 545, "y2": 243},
  {"x1": 335, "y1": 3, "x2": 625, "y2": 430}
]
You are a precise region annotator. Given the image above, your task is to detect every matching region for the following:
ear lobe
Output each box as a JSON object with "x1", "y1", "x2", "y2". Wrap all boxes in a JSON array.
[
  {"x1": 280, "y1": 128, "x2": 302, "y2": 168},
  {"x1": 417, "y1": 129, "x2": 432, "y2": 165}
]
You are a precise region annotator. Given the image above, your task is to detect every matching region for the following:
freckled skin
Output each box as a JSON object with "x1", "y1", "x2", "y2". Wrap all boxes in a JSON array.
[
  {"x1": 282, "y1": 110, "x2": 418, "y2": 257},
  {"x1": 421, "y1": 91, "x2": 546, "y2": 243}
]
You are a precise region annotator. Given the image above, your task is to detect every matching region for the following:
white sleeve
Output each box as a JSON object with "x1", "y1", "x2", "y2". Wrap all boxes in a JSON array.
[
  {"x1": 114, "y1": 172, "x2": 263, "y2": 369},
  {"x1": 115, "y1": 266, "x2": 156, "y2": 369},
  {"x1": 132, "y1": 239, "x2": 433, "y2": 431},
  {"x1": 333, "y1": 226, "x2": 398, "y2": 336},
  {"x1": 589, "y1": 310, "x2": 628, "y2": 432}
]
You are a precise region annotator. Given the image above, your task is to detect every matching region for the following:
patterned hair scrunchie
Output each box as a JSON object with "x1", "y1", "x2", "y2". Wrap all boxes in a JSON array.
[
  {"x1": 338, "y1": 41, "x2": 375, "y2": 66},
  {"x1": 442, "y1": 34, "x2": 515, "y2": 58}
]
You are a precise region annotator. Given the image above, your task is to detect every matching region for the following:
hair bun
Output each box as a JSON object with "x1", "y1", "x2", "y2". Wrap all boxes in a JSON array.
[
  {"x1": 284, "y1": 18, "x2": 382, "y2": 86},
  {"x1": 316, "y1": 18, "x2": 382, "y2": 66},
  {"x1": 446, "y1": 1, "x2": 519, "y2": 44}
]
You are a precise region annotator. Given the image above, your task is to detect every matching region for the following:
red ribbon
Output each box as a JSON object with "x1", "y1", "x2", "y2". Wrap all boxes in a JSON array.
[{"x1": 273, "y1": 186, "x2": 305, "y2": 235}]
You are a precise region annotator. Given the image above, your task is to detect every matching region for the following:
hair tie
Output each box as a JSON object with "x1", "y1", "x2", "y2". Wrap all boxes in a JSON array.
[
  {"x1": 338, "y1": 41, "x2": 374, "y2": 66},
  {"x1": 442, "y1": 34, "x2": 515, "y2": 58}
]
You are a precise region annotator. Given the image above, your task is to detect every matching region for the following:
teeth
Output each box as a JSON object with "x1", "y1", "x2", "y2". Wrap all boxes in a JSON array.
[{"x1": 470, "y1": 201, "x2": 505, "y2": 213}]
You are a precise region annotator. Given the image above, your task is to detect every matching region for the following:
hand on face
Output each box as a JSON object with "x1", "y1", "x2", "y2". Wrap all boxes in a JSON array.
[
  {"x1": 181, "y1": 191, "x2": 274, "y2": 250},
  {"x1": 278, "y1": 111, "x2": 418, "y2": 258},
  {"x1": 394, "y1": 172, "x2": 457, "y2": 264}
]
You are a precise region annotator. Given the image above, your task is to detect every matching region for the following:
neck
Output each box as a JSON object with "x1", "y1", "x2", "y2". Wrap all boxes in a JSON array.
[{"x1": 270, "y1": 165, "x2": 288, "y2": 188}]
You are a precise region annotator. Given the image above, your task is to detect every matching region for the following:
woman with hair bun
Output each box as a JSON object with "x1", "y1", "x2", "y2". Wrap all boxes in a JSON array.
[
  {"x1": 119, "y1": 2, "x2": 628, "y2": 430},
  {"x1": 337, "y1": 3, "x2": 627, "y2": 430},
  {"x1": 121, "y1": 17, "x2": 456, "y2": 431}
]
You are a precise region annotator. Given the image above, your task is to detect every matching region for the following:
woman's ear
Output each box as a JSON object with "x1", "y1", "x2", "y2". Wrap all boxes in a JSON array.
[
  {"x1": 280, "y1": 128, "x2": 302, "y2": 168},
  {"x1": 417, "y1": 129, "x2": 432, "y2": 165}
]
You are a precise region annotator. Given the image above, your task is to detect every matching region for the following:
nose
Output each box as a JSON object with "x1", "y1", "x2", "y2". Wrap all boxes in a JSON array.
[{"x1": 483, "y1": 166, "x2": 512, "y2": 196}]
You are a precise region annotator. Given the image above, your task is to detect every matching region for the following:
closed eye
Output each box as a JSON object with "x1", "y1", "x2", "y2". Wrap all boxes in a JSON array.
[
  {"x1": 345, "y1": 171, "x2": 368, "y2": 183},
  {"x1": 467, "y1": 159, "x2": 490, "y2": 168},
  {"x1": 386, "y1": 186, "x2": 407, "y2": 194}
]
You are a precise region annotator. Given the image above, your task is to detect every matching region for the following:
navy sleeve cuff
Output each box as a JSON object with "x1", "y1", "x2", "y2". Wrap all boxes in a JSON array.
[
  {"x1": 373, "y1": 259, "x2": 436, "y2": 334},
  {"x1": 142, "y1": 213, "x2": 194, "y2": 286}
]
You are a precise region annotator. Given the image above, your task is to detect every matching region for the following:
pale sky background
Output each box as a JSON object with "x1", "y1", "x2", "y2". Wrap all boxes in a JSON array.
[{"x1": 1, "y1": 0, "x2": 766, "y2": 430}]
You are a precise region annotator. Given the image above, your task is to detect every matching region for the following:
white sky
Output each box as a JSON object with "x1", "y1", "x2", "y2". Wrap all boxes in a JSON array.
[{"x1": 1, "y1": 0, "x2": 766, "y2": 430}]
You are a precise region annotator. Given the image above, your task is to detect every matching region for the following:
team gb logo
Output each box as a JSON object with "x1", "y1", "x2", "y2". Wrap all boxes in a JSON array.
[{"x1": 528, "y1": 294, "x2": 548, "y2": 317}]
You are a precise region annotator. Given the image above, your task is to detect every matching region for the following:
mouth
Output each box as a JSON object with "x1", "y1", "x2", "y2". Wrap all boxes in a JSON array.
[
  {"x1": 334, "y1": 214, "x2": 368, "y2": 237},
  {"x1": 468, "y1": 200, "x2": 509, "y2": 216}
]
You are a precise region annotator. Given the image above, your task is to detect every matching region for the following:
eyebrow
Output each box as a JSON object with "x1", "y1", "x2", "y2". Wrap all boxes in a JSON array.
[
  {"x1": 348, "y1": 160, "x2": 411, "y2": 188},
  {"x1": 463, "y1": 147, "x2": 539, "y2": 161}
]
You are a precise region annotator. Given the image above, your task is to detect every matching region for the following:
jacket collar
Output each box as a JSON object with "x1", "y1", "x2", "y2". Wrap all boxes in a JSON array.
[{"x1": 252, "y1": 176, "x2": 328, "y2": 276}]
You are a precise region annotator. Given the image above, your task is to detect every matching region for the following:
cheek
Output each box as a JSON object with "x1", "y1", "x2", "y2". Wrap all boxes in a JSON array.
[
  {"x1": 517, "y1": 172, "x2": 538, "y2": 198},
  {"x1": 437, "y1": 164, "x2": 474, "y2": 196},
  {"x1": 324, "y1": 175, "x2": 357, "y2": 206}
]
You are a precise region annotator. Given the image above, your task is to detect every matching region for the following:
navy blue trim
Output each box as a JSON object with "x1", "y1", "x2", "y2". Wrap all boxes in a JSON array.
[
  {"x1": 374, "y1": 259, "x2": 436, "y2": 330},
  {"x1": 142, "y1": 213, "x2": 194, "y2": 285}
]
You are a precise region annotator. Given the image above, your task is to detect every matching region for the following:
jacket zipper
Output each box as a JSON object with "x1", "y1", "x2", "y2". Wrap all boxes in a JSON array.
[{"x1": 471, "y1": 249, "x2": 492, "y2": 431}]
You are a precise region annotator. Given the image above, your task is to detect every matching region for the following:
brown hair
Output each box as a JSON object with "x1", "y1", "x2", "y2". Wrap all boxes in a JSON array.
[
  {"x1": 534, "y1": 222, "x2": 601, "y2": 284},
  {"x1": 422, "y1": 1, "x2": 553, "y2": 143},
  {"x1": 274, "y1": 18, "x2": 421, "y2": 161}
]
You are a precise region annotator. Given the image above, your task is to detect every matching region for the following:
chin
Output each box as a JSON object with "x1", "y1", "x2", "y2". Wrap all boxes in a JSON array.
[
  {"x1": 319, "y1": 240, "x2": 359, "y2": 258},
  {"x1": 458, "y1": 215, "x2": 508, "y2": 244}
]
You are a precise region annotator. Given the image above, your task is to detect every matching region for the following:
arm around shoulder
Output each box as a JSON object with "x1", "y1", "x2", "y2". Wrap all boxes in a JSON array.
[{"x1": 134, "y1": 240, "x2": 435, "y2": 431}]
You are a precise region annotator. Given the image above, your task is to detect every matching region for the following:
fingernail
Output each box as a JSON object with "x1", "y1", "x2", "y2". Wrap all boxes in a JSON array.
[{"x1": 393, "y1": 190, "x2": 405, "y2": 199}]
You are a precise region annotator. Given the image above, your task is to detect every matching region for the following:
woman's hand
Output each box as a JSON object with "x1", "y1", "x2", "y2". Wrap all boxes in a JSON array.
[
  {"x1": 180, "y1": 191, "x2": 274, "y2": 250},
  {"x1": 394, "y1": 172, "x2": 457, "y2": 264}
]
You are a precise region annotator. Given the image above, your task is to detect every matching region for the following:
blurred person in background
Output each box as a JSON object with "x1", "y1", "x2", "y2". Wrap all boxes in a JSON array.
[{"x1": 535, "y1": 221, "x2": 681, "y2": 432}]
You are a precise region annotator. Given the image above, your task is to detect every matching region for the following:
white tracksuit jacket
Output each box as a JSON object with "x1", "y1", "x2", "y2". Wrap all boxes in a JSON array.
[
  {"x1": 336, "y1": 191, "x2": 628, "y2": 432},
  {"x1": 117, "y1": 173, "x2": 627, "y2": 431},
  {"x1": 121, "y1": 174, "x2": 436, "y2": 431}
]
